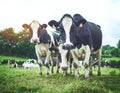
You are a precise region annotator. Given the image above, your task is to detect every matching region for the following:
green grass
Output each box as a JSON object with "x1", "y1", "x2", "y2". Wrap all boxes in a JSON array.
[
  {"x1": 0, "y1": 64, "x2": 120, "y2": 93},
  {"x1": 102, "y1": 57, "x2": 120, "y2": 61},
  {"x1": 0, "y1": 55, "x2": 28, "y2": 62},
  {"x1": 0, "y1": 55, "x2": 120, "y2": 93}
]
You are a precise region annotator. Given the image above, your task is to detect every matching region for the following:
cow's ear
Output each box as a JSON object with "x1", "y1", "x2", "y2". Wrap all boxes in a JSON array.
[
  {"x1": 97, "y1": 25, "x2": 101, "y2": 29},
  {"x1": 78, "y1": 19, "x2": 86, "y2": 27},
  {"x1": 73, "y1": 14, "x2": 87, "y2": 27},
  {"x1": 22, "y1": 24, "x2": 30, "y2": 29},
  {"x1": 41, "y1": 24, "x2": 47, "y2": 30},
  {"x1": 48, "y1": 20, "x2": 59, "y2": 29}
]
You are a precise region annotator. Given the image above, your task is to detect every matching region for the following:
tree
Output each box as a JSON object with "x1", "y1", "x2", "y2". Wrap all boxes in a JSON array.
[
  {"x1": 0, "y1": 28, "x2": 19, "y2": 55},
  {"x1": 117, "y1": 39, "x2": 120, "y2": 49},
  {"x1": 111, "y1": 48, "x2": 119, "y2": 57},
  {"x1": 0, "y1": 28, "x2": 18, "y2": 43},
  {"x1": 0, "y1": 28, "x2": 36, "y2": 58}
]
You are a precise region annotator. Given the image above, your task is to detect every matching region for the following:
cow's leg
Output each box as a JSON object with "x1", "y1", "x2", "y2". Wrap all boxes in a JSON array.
[
  {"x1": 56, "y1": 52, "x2": 61, "y2": 73},
  {"x1": 89, "y1": 55, "x2": 93, "y2": 76},
  {"x1": 70, "y1": 50, "x2": 79, "y2": 77},
  {"x1": 35, "y1": 45, "x2": 43, "y2": 76},
  {"x1": 37, "y1": 58, "x2": 43, "y2": 76},
  {"x1": 84, "y1": 45, "x2": 91, "y2": 79},
  {"x1": 45, "y1": 50, "x2": 51, "y2": 76},
  {"x1": 59, "y1": 45, "x2": 68, "y2": 76},
  {"x1": 97, "y1": 48, "x2": 102, "y2": 76},
  {"x1": 69, "y1": 58, "x2": 73, "y2": 74},
  {"x1": 50, "y1": 56, "x2": 54, "y2": 74},
  {"x1": 37, "y1": 58, "x2": 43, "y2": 75},
  {"x1": 56, "y1": 56, "x2": 60, "y2": 73}
]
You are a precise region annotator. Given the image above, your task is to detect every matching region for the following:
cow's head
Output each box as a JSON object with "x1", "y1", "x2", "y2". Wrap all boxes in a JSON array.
[
  {"x1": 22, "y1": 20, "x2": 47, "y2": 44},
  {"x1": 49, "y1": 14, "x2": 76, "y2": 50},
  {"x1": 48, "y1": 14, "x2": 87, "y2": 50}
]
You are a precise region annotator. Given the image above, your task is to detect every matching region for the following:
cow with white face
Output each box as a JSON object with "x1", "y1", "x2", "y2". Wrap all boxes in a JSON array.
[
  {"x1": 48, "y1": 14, "x2": 102, "y2": 78},
  {"x1": 22, "y1": 20, "x2": 60, "y2": 76}
]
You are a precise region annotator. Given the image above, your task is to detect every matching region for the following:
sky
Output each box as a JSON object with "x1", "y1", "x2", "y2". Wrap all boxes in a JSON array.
[{"x1": 0, "y1": 0, "x2": 120, "y2": 47}]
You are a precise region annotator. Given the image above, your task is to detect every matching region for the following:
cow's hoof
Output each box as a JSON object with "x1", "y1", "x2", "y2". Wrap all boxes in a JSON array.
[
  {"x1": 89, "y1": 71, "x2": 93, "y2": 76},
  {"x1": 56, "y1": 70, "x2": 59, "y2": 73},
  {"x1": 51, "y1": 71, "x2": 54, "y2": 73},
  {"x1": 97, "y1": 72, "x2": 101, "y2": 76},
  {"x1": 85, "y1": 72, "x2": 89, "y2": 79},
  {"x1": 39, "y1": 72, "x2": 42, "y2": 76},
  {"x1": 46, "y1": 73, "x2": 49, "y2": 77},
  {"x1": 85, "y1": 76, "x2": 89, "y2": 79},
  {"x1": 74, "y1": 74, "x2": 79, "y2": 78},
  {"x1": 85, "y1": 74, "x2": 90, "y2": 79},
  {"x1": 46, "y1": 72, "x2": 49, "y2": 75}
]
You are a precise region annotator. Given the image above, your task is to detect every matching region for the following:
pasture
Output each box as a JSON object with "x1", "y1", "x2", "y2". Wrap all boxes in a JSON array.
[{"x1": 0, "y1": 56, "x2": 120, "y2": 93}]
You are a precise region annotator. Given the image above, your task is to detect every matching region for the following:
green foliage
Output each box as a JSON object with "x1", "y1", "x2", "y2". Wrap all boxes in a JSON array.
[
  {"x1": 0, "y1": 28, "x2": 36, "y2": 58},
  {"x1": 102, "y1": 44, "x2": 120, "y2": 57},
  {"x1": 117, "y1": 39, "x2": 120, "y2": 49},
  {"x1": 102, "y1": 58, "x2": 120, "y2": 68},
  {"x1": 0, "y1": 55, "x2": 28, "y2": 62},
  {"x1": 110, "y1": 60, "x2": 120, "y2": 68},
  {"x1": 0, "y1": 27, "x2": 120, "y2": 58}
]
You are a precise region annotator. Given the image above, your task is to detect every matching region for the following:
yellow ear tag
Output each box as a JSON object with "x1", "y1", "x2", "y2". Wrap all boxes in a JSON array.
[{"x1": 79, "y1": 23, "x2": 83, "y2": 27}]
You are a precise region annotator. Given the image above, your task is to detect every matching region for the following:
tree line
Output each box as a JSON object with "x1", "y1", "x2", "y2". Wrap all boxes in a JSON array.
[
  {"x1": 0, "y1": 27, "x2": 36, "y2": 59},
  {"x1": 102, "y1": 42, "x2": 120, "y2": 57},
  {"x1": 0, "y1": 27, "x2": 120, "y2": 58}
]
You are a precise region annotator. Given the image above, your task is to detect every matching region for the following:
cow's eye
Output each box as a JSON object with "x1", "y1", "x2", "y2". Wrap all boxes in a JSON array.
[
  {"x1": 56, "y1": 26, "x2": 60, "y2": 30},
  {"x1": 29, "y1": 28, "x2": 33, "y2": 38},
  {"x1": 37, "y1": 30, "x2": 41, "y2": 37}
]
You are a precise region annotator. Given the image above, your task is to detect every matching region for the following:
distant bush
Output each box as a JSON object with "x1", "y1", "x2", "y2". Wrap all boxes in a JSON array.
[
  {"x1": 101, "y1": 60, "x2": 120, "y2": 68},
  {"x1": 101, "y1": 61, "x2": 105, "y2": 67},
  {"x1": 109, "y1": 60, "x2": 120, "y2": 68}
]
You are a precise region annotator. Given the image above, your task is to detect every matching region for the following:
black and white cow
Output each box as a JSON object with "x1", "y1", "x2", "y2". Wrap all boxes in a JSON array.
[
  {"x1": 10, "y1": 59, "x2": 16, "y2": 68},
  {"x1": 16, "y1": 61, "x2": 25, "y2": 68},
  {"x1": 104, "y1": 59, "x2": 110, "y2": 68},
  {"x1": 48, "y1": 21, "x2": 73, "y2": 75},
  {"x1": 48, "y1": 14, "x2": 102, "y2": 78},
  {"x1": 26, "y1": 59, "x2": 37, "y2": 64},
  {"x1": 22, "y1": 20, "x2": 60, "y2": 76},
  {"x1": 1, "y1": 59, "x2": 9, "y2": 65}
]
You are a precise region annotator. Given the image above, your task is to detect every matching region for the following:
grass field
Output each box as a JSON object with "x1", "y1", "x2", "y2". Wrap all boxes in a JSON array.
[
  {"x1": 102, "y1": 57, "x2": 120, "y2": 61},
  {"x1": 0, "y1": 55, "x2": 28, "y2": 62},
  {"x1": 0, "y1": 55, "x2": 120, "y2": 93},
  {"x1": 0, "y1": 65, "x2": 120, "y2": 93}
]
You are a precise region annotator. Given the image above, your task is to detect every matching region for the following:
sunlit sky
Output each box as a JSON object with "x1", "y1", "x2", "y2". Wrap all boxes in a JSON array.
[{"x1": 0, "y1": 0, "x2": 120, "y2": 47}]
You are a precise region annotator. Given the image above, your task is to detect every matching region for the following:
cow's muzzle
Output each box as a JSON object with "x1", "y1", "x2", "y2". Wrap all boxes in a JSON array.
[
  {"x1": 31, "y1": 39, "x2": 39, "y2": 44},
  {"x1": 62, "y1": 44, "x2": 74, "y2": 50}
]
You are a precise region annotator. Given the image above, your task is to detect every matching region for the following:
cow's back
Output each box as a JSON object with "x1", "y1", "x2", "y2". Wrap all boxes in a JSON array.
[{"x1": 87, "y1": 22, "x2": 102, "y2": 51}]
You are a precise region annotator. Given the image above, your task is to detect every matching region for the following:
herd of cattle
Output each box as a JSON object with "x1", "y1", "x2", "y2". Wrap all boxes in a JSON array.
[
  {"x1": 1, "y1": 59, "x2": 39, "y2": 69},
  {"x1": 22, "y1": 13, "x2": 103, "y2": 78},
  {"x1": 1, "y1": 13, "x2": 104, "y2": 78}
]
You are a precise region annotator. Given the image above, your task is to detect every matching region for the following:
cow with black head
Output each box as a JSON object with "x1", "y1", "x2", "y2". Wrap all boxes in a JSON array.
[
  {"x1": 48, "y1": 14, "x2": 102, "y2": 78},
  {"x1": 22, "y1": 20, "x2": 60, "y2": 76}
]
